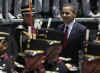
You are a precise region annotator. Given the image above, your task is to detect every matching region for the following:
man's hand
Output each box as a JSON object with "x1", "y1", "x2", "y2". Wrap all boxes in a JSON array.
[
  {"x1": 65, "y1": 63, "x2": 78, "y2": 71},
  {"x1": 59, "y1": 57, "x2": 72, "y2": 61}
]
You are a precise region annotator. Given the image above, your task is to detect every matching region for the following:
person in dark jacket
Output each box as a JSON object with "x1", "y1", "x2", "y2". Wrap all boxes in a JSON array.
[{"x1": 57, "y1": 3, "x2": 87, "y2": 73}]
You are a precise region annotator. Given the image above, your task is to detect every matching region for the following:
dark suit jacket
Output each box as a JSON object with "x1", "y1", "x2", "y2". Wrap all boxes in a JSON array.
[{"x1": 57, "y1": 22, "x2": 87, "y2": 64}]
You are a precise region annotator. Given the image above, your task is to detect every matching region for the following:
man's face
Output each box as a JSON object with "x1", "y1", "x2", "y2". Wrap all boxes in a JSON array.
[{"x1": 61, "y1": 6, "x2": 76, "y2": 24}]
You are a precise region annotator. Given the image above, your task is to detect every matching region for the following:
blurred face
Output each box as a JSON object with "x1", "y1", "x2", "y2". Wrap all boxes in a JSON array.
[
  {"x1": 25, "y1": 55, "x2": 46, "y2": 69},
  {"x1": 0, "y1": 40, "x2": 8, "y2": 54},
  {"x1": 23, "y1": 14, "x2": 34, "y2": 25},
  {"x1": 61, "y1": 6, "x2": 76, "y2": 24}
]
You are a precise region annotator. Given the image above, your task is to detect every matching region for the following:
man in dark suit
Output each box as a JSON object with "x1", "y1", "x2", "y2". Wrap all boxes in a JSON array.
[{"x1": 57, "y1": 3, "x2": 87, "y2": 72}]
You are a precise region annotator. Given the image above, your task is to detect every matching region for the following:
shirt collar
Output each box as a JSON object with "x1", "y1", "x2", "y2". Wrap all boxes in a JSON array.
[
  {"x1": 68, "y1": 19, "x2": 75, "y2": 28},
  {"x1": 64, "y1": 19, "x2": 75, "y2": 32}
]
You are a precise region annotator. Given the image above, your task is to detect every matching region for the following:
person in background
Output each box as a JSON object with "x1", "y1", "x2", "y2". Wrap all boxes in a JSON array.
[
  {"x1": 0, "y1": 32, "x2": 16, "y2": 73},
  {"x1": 82, "y1": 0, "x2": 100, "y2": 17},
  {"x1": 13, "y1": 0, "x2": 23, "y2": 18},
  {"x1": 0, "y1": 0, "x2": 3, "y2": 19}
]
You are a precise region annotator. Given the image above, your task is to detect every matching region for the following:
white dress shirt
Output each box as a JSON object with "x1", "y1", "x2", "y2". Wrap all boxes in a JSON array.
[{"x1": 64, "y1": 19, "x2": 75, "y2": 38}]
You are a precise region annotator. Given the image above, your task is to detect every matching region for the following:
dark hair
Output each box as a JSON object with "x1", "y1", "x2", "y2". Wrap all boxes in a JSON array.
[{"x1": 62, "y1": 2, "x2": 79, "y2": 14}]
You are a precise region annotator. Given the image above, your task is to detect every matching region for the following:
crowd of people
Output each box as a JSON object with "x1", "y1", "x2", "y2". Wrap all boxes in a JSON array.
[{"x1": 0, "y1": 0, "x2": 100, "y2": 19}]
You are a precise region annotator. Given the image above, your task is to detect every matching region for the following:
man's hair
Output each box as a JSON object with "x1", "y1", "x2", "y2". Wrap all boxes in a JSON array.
[{"x1": 62, "y1": 2, "x2": 79, "y2": 14}]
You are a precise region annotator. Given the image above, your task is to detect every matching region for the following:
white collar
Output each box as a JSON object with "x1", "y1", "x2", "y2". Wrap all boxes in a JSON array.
[{"x1": 64, "y1": 19, "x2": 75, "y2": 32}]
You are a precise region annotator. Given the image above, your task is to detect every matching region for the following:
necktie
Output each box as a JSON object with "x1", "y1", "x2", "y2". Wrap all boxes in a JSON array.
[{"x1": 63, "y1": 26, "x2": 68, "y2": 48}]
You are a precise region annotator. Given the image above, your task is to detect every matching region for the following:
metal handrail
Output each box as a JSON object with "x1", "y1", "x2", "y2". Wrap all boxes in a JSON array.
[{"x1": 0, "y1": 17, "x2": 100, "y2": 25}]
